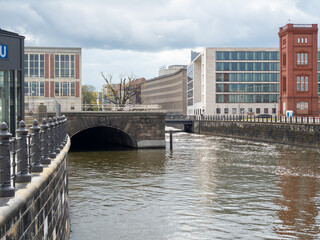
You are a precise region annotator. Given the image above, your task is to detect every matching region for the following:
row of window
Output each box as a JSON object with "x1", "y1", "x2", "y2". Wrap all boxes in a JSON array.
[
  {"x1": 216, "y1": 62, "x2": 279, "y2": 71},
  {"x1": 216, "y1": 107, "x2": 276, "y2": 115},
  {"x1": 24, "y1": 81, "x2": 75, "y2": 97},
  {"x1": 55, "y1": 55, "x2": 75, "y2": 78},
  {"x1": 24, "y1": 54, "x2": 44, "y2": 78},
  {"x1": 297, "y1": 37, "x2": 308, "y2": 44},
  {"x1": 24, "y1": 54, "x2": 76, "y2": 78},
  {"x1": 24, "y1": 81, "x2": 44, "y2": 96},
  {"x1": 216, "y1": 51, "x2": 279, "y2": 61},
  {"x1": 55, "y1": 82, "x2": 75, "y2": 97},
  {"x1": 216, "y1": 73, "x2": 279, "y2": 82},
  {"x1": 216, "y1": 84, "x2": 279, "y2": 93},
  {"x1": 216, "y1": 94, "x2": 278, "y2": 103}
]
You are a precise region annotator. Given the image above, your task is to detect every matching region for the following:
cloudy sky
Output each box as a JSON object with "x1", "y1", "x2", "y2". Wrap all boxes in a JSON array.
[{"x1": 2, "y1": 0, "x2": 320, "y2": 89}]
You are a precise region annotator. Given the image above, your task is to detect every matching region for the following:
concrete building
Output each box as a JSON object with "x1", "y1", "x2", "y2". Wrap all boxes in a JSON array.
[
  {"x1": 142, "y1": 65, "x2": 187, "y2": 115},
  {"x1": 187, "y1": 48, "x2": 279, "y2": 117},
  {"x1": 279, "y1": 24, "x2": 319, "y2": 116},
  {"x1": 24, "y1": 47, "x2": 81, "y2": 112},
  {"x1": 0, "y1": 29, "x2": 25, "y2": 133}
]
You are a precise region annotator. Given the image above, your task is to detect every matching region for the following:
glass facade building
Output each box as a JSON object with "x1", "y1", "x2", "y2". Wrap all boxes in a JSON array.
[
  {"x1": 187, "y1": 48, "x2": 280, "y2": 116},
  {"x1": 0, "y1": 29, "x2": 24, "y2": 134}
]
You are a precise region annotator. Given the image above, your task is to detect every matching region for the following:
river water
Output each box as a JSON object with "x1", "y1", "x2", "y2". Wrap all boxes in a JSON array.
[{"x1": 68, "y1": 131, "x2": 320, "y2": 240}]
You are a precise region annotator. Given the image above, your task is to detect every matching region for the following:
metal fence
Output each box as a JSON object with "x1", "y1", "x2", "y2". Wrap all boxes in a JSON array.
[
  {"x1": 193, "y1": 115, "x2": 320, "y2": 124},
  {"x1": 0, "y1": 116, "x2": 67, "y2": 198}
]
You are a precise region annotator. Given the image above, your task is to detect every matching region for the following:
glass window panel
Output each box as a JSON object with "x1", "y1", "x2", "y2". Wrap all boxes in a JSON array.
[
  {"x1": 55, "y1": 82, "x2": 60, "y2": 96},
  {"x1": 305, "y1": 76, "x2": 308, "y2": 91}
]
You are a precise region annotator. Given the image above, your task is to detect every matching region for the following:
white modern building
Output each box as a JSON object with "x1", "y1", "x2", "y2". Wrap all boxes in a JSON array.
[{"x1": 187, "y1": 48, "x2": 280, "y2": 116}]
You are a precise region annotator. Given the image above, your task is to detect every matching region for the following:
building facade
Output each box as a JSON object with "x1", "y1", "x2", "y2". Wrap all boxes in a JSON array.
[
  {"x1": 187, "y1": 48, "x2": 279, "y2": 116},
  {"x1": 279, "y1": 24, "x2": 319, "y2": 116},
  {"x1": 24, "y1": 47, "x2": 81, "y2": 112},
  {"x1": 142, "y1": 65, "x2": 187, "y2": 115},
  {"x1": 0, "y1": 29, "x2": 24, "y2": 133}
]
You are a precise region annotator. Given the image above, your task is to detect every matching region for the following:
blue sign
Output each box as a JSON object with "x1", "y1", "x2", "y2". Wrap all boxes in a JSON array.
[{"x1": 0, "y1": 44, "x2": 7, "y2": 59}]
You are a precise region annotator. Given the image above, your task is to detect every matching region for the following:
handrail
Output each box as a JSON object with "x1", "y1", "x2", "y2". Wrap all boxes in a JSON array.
[{"x1": 192, "y1": 114, "x2": 320, "y2": 124}]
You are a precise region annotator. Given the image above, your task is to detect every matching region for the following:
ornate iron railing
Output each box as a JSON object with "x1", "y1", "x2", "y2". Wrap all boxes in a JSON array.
[{"x1": 0, "y1": 116, "x2": 67, "y2": 197}]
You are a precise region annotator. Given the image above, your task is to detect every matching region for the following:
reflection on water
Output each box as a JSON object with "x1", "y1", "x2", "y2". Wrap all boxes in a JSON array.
[
  {"x1": 69, "y1": 132, "x2": 320, "y2": 240},
  {"x1": 274, "y1": 149, "x2": 320, "y2": 239}
]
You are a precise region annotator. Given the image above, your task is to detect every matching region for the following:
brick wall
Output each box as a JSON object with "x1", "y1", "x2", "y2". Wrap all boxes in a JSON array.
[{"x1": 0, "y1": 139, "x2": 71, "y2": 239}]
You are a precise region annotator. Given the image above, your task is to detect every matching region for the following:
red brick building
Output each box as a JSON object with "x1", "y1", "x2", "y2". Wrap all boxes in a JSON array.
[{"x1": 278, "y1": 24, "x2": 319, "y2": 116}]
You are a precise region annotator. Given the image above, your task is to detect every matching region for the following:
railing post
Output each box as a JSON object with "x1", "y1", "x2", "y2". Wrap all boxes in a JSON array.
[
  {"x1": 30, "y1": 120, "x2": 43, "y2": 172},
  {"x1": 53, "y1": 117, "x2": 60, "y2": 154},
  {"x1": 62, "y1": 115, "x2": 67, "y2": 145},
  {"x1": 58, "y1": 117, "x2": 64, "y2": 150},
  {"x1": 0, "y1": 122, "x2": 15, "y2": 197},
  {"x1": 16, "y1": 120, "x2": 31, "y2": 183},
  {"x1": 40, "y1": 118, "x2": 51, "y2": 165},
  {"x1": 48, "y1": 118, "x2": 56, "y2": 159}
]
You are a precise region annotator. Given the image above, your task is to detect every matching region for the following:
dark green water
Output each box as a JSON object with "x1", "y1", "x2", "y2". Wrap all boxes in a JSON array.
[{"x1": 69, "y1": 132, "x2": 320, "y2": 240}]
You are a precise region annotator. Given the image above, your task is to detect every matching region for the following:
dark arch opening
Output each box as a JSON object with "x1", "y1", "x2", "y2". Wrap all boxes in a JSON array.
[{"x1": 70, "y1": 126, "x2": 136, "y2": 151}]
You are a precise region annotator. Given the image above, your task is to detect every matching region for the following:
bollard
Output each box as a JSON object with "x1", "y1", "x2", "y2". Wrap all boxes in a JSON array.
[
  {"x1": 30, "y1": 120, "x2": 43, "y2": 172},
  {"x1": 16, "y1": 121, "x2": 32, "y2": 183},
  {"x1": 40, "y1": 118, "x2": 51, "y2": 164},
  {"x1": 53, "y1": 118, "x2": 60, "y2": 154},
  {"x1": 170, "y1": 131, "x2": 173, "y2": 150},
  {"x1": 48, "y1": 118, "x2": 56, "y2": 159},
  {"x1": 0, "y1": 122, "x2": 15, "y2": 197}
]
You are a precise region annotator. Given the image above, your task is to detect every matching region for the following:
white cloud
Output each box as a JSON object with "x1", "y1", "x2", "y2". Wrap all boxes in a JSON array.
[{"x1": 2, "y1": 0, "x2": 320, "y2": 89}]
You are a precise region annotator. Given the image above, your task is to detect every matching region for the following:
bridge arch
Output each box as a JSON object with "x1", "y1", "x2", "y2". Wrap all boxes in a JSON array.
[
  {"x1": 70, "y1": 126, "x2": 137, "y2": 150},
  {"x1": 64, "y1": 112, "x2": 166, "y2": 149}
]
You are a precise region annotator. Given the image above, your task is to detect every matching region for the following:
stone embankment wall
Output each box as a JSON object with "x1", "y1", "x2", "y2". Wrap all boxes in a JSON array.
[
  {"x1": 193, "y1": 120, "x2": 320, "y2": 147},
  {"x1": 0, "y1": 138, "x2": 71, "y2": 239}
]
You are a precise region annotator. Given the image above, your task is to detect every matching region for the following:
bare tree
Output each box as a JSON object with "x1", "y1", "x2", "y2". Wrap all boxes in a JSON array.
[{"x1": 101, "y1": 73, "x2": 138, "y2": 107}]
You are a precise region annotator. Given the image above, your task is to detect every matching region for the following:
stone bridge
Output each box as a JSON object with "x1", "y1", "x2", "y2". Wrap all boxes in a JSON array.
[{"x1": 62, "y1": 111, "x2": 166, "y2": 149}]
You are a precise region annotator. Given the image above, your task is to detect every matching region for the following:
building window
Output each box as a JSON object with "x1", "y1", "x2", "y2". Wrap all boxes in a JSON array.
[
  {"x1": 55, "y1": 82, "x2": 59, "y2": 96},
  {"x1": 216, "y1": 108, "x2": 221, "y2": 114},
  {"x1": 272, "y1": 108, "x2": 276, "y2": 114},
  {"x1": 297, "y1": 101, "x2": 308, "y2": 110},
  {"x1": 256, "y1": 108, "x2": 260, "y2": 114},
  {"x1": 62, "y1": 82, "x2": 68, "y2": 96},
  {"x1": 71, "y1": 82, "x2": 75, "y2": 96},
  {"x1": 283, "y1": 54, "x2": 286, "y2": 66},
  {"x1": 264, "y1": 108, "x2": 268, "y2": 114},
  {"x1": 24, "y1": 54, "x2": 44, "y2": 78},
  {"x1": 297, "y1": 53, "x2": 308, "y2": 65},
  {"x1": 240, "y1": 108, "x2": 245, "y2": 114},
  {"x1": 55, "y1": 54, "x2": 75, "y2": 78},
  {"x1": 232, "y1": 108, "x2": 237, "y2": 114},
  {"x1": 298, "y1": 38, "x2": 300, "y2": 43},
  {"x1": 224, "y1": 108, "x2": 229, "y2": 114},
  {"x1": 297, "y1": 76, "x2": 308, "y2": 92},
  {"x1": 40, "y1": 82, "x2": 44, "y2": 97},
  {"x1": 248, "y1": 108, "x2": 253, "y2": 113}
]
